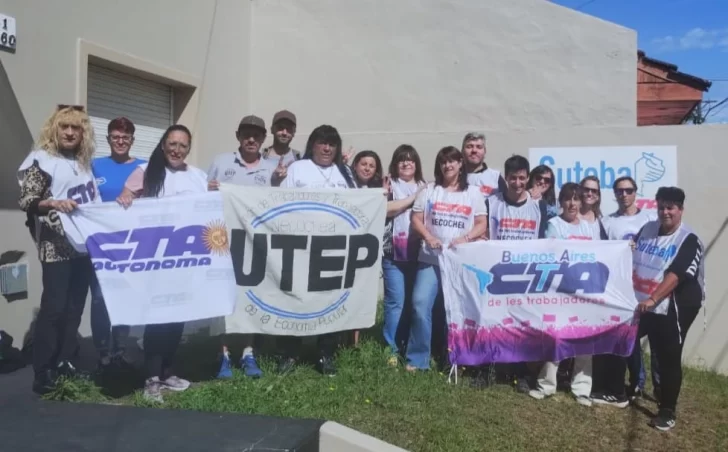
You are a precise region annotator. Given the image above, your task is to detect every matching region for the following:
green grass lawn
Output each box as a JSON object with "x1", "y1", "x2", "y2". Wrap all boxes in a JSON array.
[{"x1": 49, "y1": 330, "x2": 728, "y2": 452}]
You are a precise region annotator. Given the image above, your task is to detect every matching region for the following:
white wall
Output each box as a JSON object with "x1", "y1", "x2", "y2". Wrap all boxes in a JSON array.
[{"x1": 250, "y1": 0, "x2": 636, "y2": 164}]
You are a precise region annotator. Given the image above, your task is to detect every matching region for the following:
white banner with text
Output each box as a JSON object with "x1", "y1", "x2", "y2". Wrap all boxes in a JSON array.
[
  {"x1": 439, "y1": 239, "x2": 639, "y2": 365},
  {"x1": 59, "y1": 193, "x2": 237, "y2": 326},
  {"x1": 220, "y1": 185, "x2": 385, "y2": 336}
]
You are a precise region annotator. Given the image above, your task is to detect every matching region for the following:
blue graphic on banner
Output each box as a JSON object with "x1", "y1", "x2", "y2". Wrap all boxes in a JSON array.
[
  {"x1": 87, "y1": 222, "x2": 228, "y2": 273},
  {"x1": 462, "y1": 249, "x2": 610, "y2": 297},
  {"x1": 246, "y1": 201, "x2": 360, "y2": 319}
]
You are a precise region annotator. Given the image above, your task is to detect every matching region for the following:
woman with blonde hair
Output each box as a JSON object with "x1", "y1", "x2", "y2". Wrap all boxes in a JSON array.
[
  {"x1": 579, "y1": 176, "x2": 606, "y2": 238},
  {"x1": 17, "y1": 105, "x2": 100, "y2": 395}
]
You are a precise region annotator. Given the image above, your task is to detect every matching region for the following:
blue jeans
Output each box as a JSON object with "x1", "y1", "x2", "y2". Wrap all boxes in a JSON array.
[
  {"x1": 406, "y1": 263, "x2": 446, "y2": 370},
  {"x1": 628, "y1": 333, "x2": 661, "y2": 392},
  {"x1": 382, "y1": 258, "x2": 416, "y2": 355},
  {"x1": 89, "y1": 273, "x2": 130, "y2": 358}
]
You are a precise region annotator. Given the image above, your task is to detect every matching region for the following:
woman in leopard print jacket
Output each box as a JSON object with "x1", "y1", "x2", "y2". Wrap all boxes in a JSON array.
[{"x1": 17, "y1": 104, "x2": 100, "y2": 395}]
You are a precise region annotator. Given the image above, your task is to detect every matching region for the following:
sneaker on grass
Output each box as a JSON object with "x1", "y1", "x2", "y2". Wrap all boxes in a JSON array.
[
  {"x1": 514, "y1": 377, "x2": 531, "y2": 394},
  {"x1": 216, "y1": 349, "x2": 233, "y2": 380},
  {"x1": 528, "y1": 389, "x2": 550, "y2": 400},
  {"x1": 162, "y1": 375, "x2": 190, "y2": 391},
  {"x1": 591, "y1": 392, "x2": 629, "y2": 408},
  {"x1": 240, "y1": 352, "x2": 263, "y2": 379},
  {"x1": 651, "y1": 408, "x2": 676, "y2": 431},
  {"x1": 317, "y1": 356, "x2": 336, "y2": 377},
  {"x1": 143, "y1": 377, "x2": 163, "y2": 403},
  {"x1": 278, "y1": 357, "x2": 297, "y2": 375}
]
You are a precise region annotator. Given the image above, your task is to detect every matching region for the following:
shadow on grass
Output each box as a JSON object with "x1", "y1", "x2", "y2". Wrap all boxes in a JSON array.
[{"x1": 66, "y1": 320, "x2": 388, "y2": 401}]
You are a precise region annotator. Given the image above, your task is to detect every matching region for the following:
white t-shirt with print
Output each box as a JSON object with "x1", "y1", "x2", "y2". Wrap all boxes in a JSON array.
[
  {"x1": 138, "y1": 163, "x2": 208, "y2": 196},
  {"x1": 412, "y1": 184, "x2": 487, "y2": 265},
  {"x1": 282, "y1": 159, "x2": 350, "y2": 189},
  {"x1": 467, "y1": 167, "x2": 502, "y2": 198},
  {"x1": 546, "y1": 216, "x2": 600, "y2": 240},
  {"x1": 603, "y1": 209, "x2": 656, "y2": 242}
]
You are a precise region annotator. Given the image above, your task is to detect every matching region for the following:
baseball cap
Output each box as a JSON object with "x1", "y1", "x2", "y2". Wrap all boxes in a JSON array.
[
  {"x1": 238, "y1": 115, "x2": 266, "y2": 132},
  {"x1": 272, "y1": 110, "x2": 297, "y2": 126}
]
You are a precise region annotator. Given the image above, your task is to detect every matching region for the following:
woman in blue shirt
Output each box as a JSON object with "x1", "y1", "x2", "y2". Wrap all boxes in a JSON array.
[{"x1": 90, "y1": 117, "x2": 145, "y2": 376}]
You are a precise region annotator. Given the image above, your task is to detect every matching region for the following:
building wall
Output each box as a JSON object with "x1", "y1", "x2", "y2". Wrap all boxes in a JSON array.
[
  {"x1": 0, "y1": 0, "x2": 635, "y2": 344},
  {"x1": 255, "y1": 0, "x2": 637, "y2": 162}
]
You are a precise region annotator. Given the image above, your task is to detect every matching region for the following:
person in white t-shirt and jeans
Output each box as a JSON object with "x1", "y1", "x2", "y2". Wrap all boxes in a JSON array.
[
  {"x1": 278, "y1": 125, "x2": 358, "y2": 377},
  {"x1": 406, "y1": 146, "x2": 488, "y2": 372},
  {"x1": 381, "y1": 145, "x2": 427, "y2": 366}
]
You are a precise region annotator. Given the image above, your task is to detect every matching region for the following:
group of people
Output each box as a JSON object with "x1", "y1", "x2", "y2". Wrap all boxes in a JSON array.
[
  {"x1": 15, "y1": 104, "x2": 704, "y2": 433},
  {"x1": 379, "y1": 135, "x2": 704, "y2": 432}
]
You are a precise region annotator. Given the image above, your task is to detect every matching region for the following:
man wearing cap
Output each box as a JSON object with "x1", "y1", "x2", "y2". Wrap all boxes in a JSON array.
[
  {"x1": 208, "y1": 115, "x2": 285, "y2": 190},
  {"x1": 262, "y1": 110, "x2": 302, "y2": 169},
  {"x1": 207, "y1": 114, "x2": 284, "y2": 379}
]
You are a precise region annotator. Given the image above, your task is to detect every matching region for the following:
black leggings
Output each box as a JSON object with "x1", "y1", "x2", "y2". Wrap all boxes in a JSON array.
[
  {"x1": 144, "y1": 322, "x2": 185, "y2": 379},
  {"x1": 33, "y1": 258, "x2": 92, "y2": 376},
  {"x1": 640, "y1": 302, "x2": 700, "y2": 412},
  {"x1": 279, "y1": 333, "x2": 340, "y2": 359}
]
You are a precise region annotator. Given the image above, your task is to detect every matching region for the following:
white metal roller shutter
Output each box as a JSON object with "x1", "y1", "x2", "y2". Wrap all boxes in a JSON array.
[{"x1": 87, "y1": 64, "x2": 172, "y2": 160}]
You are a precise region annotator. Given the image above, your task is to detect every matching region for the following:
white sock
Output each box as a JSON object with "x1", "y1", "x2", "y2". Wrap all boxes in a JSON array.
[{"x1": 242, "y1": 347, "x2": 254, "y2": 358}]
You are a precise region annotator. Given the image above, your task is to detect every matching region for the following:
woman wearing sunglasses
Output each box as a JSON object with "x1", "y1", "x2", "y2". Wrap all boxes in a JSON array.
[
  {"x1": 527, "y1": 165, "x2": 558, "y2": 219},
  {"x1": 579, "y1": 176, "x2": 606, "y2": 238}
]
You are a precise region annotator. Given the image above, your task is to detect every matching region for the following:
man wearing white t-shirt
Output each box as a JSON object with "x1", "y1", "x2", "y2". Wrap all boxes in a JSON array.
[
  {"x1": 279, "y1": 125, "x2": 357, "y2": 377},
  {"x1": 486, "y1": 155, "x2": 549, "y2": 241},
  {"x1": 207, "y1": 115, "x2": 285, "y2": 380},
  {"x1": 473, "y1": 155, "x2": 548, "y2": 392},
  {"x1": 462, "y1": 132, "x2": 507, "y2": 199},
  {"x1": 600, "y1": 176, "x2": 658, "y2": 404}
]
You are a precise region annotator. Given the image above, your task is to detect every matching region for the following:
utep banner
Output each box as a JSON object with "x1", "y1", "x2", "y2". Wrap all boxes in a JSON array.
[
  {"x1": 439, "y1": 239, "x2": 638, "y2": 365},
  {"x1": 60, "y1": 193, "x2": 237, "y2": 326},
  {"x1": 220, "y1": 185, "x2": 386, "y2": 336},
  {"x1": 529, "y1": 146, "x2": 677, "y2": 214}
]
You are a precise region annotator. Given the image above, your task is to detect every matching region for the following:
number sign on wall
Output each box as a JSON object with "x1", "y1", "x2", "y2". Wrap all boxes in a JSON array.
[{"x1": 1, "y1": 13, "x2": 17, "y2": 52}]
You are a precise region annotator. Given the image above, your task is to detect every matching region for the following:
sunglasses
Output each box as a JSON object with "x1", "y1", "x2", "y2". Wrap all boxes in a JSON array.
[
  {"x1": 614, "y1": 188, "x2": 635, "y2": 195},
  {"x1": 535, "y1": 175, "x2": 552, "y2": 183},
  {"x1": 57, "y1": 104, "x2": 85, "y2": 112},
  {"x1": 582, "y1": 187, "x2": 600, "y2": 195}
]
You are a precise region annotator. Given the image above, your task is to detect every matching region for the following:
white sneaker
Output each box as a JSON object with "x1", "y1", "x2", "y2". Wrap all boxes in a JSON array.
[
  {"x1": 575, "y1": 395, "x2": 593, "y2": 407},
  {"x1": 528, "y1": 389, "x2": 547, "y2": 400},
  {"x1": 143, "y1": 377, "x2": 163, "y2": 403},
  {"x1": 162, "y1": 375, "x2": 190, "y2": 391}
]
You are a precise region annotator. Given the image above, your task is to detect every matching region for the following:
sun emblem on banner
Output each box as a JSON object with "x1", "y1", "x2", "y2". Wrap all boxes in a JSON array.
[{"x1": 202, "y1": 220, "x2": 230, "y2": 256}]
